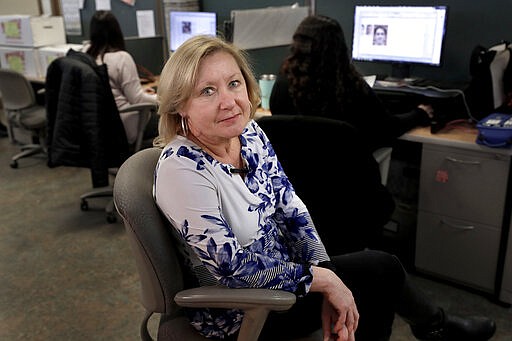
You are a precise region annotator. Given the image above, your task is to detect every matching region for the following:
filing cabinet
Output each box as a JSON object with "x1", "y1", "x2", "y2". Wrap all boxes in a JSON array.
[{"x1": 415, "y1": 144, "x2": 510, "y2": 296}]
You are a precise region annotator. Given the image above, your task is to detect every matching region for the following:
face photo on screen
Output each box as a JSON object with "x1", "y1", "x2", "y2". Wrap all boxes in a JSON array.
[
  {"x1": 373, "y1": 25, "x2": 387, "y2": 46},
  {"x1": 182, "y1": 21, "x2": 191, "y2": 34}
]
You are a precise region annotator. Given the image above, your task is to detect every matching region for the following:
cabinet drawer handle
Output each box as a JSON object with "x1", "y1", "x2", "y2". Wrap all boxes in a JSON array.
[
  {"x1": 445, "y1": 156, "x2": 481, "y2": 165},
  {"x1": 440, "y1": 219, "x2": 475, "y2": 230}
]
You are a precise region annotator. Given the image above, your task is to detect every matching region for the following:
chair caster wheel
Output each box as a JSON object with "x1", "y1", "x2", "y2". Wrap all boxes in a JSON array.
[
  {"x1": 10, "y1": 160, "x2": 18, "y2": 168},
  {"x1": 81, "y1": 200, "x2": 89, "y2": 211},
  {"x1": 107, "y1": 213, "x2": 117, "y2": 224}
]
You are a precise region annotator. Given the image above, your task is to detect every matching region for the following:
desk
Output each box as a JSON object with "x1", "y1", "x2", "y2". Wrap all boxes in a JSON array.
[
  {"x1": 27, "y1": 76, "x2": 46, "y2": 84},
  {"x1": 400, "y1": 124, "x2": 512, "y2": 304}
]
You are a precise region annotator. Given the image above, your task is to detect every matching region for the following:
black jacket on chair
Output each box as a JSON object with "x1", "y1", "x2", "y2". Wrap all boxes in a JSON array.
[{"x1": 45, "y1": 50, "x2": 129, "y2": 188}]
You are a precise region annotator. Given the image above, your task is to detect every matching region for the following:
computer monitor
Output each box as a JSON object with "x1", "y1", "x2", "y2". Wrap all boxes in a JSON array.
[
  {"x1": 351, "y1": 5, "x2": 448, "y2": 79},
  {"x1": 169, "y1": 11, "x2": 217, "y2": 52}
]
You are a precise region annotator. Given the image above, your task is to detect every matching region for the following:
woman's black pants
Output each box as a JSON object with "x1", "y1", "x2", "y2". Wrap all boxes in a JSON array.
[{"x1": 258, "y1": 249, "x2": 407, "y2": 341}]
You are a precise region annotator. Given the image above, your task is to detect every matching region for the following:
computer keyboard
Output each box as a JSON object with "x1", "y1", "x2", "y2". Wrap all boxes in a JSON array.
[
  {"x1": 375, "y1": 80, "x2": 401, "y2": 88},
  {"x1": 408, "y1": 78, "x2": 436, "y2": 87},
  {"x1": 375, "y1": 78, "x2": 445, "y2": 89}
]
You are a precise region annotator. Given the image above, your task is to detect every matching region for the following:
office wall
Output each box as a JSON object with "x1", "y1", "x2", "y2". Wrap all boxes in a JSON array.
[{"x1": 205, "y1": 0, "x2": 510, "y2": 82}]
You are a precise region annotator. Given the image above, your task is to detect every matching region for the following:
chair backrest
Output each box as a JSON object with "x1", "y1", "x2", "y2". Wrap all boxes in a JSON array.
[
  {"x1": 114, "y1": 147, "x2": 191, "y2": 339},
  {"x1": 45, "y1": 51, "x2": 130, "y2": 186},
  {"x1": 257, "y1": 115, "x2": 395, "y2": 255},
  {"x1": 0, "y1": 68, "x2": 37, "y2": 110}
]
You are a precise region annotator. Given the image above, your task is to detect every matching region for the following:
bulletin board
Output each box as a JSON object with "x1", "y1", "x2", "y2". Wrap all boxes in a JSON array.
[{"x1": 231, "y1": 5, "x2": 309, "y2": 50}]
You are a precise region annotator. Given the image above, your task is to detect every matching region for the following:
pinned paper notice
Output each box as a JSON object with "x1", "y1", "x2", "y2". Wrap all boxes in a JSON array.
[
  {"x1": 136, "y1": 10, "x2": 156, "y2": 37},
  {"x1": 95, "y1": 0, "x2": 111, "y2": 11}
]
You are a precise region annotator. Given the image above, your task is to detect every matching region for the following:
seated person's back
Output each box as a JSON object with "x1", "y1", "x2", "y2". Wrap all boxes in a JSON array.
[
  {"x1": 269, "y1": 15, "x2": 431, "y2": 152},
  {"x1": 85, "y1": 10, "x2": 158, "y2": 145}
]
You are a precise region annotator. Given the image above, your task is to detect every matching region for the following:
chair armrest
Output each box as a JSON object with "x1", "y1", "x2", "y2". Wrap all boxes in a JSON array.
[
  {"x1": 118, "y1": 102, "x2": 156, "y2": 113},
  {"x1": 372, "y1": 147, "x2": 393, "y2": 186},
  {"x1": 119, "y1": 103, "x2": 157, "y2": 152},
  {"x1": 175, "y1": 285, "x2": 296, "y2": 310},
  {"x1": 175, "y1": 285, "x2": 296, "y2": 341}
]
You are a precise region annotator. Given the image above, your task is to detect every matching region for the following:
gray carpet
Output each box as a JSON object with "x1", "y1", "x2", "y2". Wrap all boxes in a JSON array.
[{"x1": 0, "y1": 136, "x2": 510, "y2": 340}]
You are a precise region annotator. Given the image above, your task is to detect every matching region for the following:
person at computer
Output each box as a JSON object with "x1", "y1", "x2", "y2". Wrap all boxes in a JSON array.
[
  {"x1": 269, "y1": 15, "x2": 433, "y2": 153},
  {"x1": 153, "y1": 34, "x2": 495, "y2": 341},
  {"x1": 85, "y1": 11, "x2": 158, "y2": 145},
  {"x1": 373, "y1": 25, "x2": 388, "y2": 46}
]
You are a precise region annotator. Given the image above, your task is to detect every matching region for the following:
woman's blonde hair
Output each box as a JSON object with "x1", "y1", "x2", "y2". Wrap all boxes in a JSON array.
[{"x1": 154, "y1": 35, "x2": 261, "y2": 147}]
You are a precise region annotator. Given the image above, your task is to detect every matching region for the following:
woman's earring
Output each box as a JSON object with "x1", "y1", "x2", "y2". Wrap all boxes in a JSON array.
[{"x1": 180, "y1": 116, "x2": 189, "y2": 136}]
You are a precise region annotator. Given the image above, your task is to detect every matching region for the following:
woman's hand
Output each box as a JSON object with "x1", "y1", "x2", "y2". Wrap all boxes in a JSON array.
[
  {"x1": 418, "y1": 104, "x2": 434, "y2": 119},
  {"x1": 321, "y1": 298, "x2": 356, "y2": 341},
  {"x1": 311, "y1": 266, "x2": 359, "y2": 341},
  {"x1": 144, "y1": 86, "x2": 156, "y2": 95}
]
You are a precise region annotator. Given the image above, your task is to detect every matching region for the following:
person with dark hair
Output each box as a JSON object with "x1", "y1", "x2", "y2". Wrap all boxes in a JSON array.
[
  {"x1": 153, "y1": 34, "x2": 496, "y2": 341},
  {"x1": 86, "y1": 10, "x2": 158, "y2": 144},
  {"x1": 270, "y1": 15, "x2": 432, "y2": 152}
]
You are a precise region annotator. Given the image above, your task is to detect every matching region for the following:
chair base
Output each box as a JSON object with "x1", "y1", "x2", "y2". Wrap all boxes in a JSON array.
[
  {"x1": 10, "y1": 144, "x2": 46, "y2": 168},
  {"x1": 80, "y1": 187, "x2": 117, "y2": 223}
]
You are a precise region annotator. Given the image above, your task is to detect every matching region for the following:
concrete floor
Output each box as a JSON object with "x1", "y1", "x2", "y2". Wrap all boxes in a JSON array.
[{"x1": 0, "y1": 136, "x2": 511, "y2": 340}]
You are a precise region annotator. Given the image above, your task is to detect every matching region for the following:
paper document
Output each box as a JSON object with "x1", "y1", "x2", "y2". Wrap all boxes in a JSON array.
[
  {"x1": 363, "y1": 75, "x2": 376, "y2": 88},
  {"x1": 136, "y1": 10, "x2": 156, "y2": 37}
]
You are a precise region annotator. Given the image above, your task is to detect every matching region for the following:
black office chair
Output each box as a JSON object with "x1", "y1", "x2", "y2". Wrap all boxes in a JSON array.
[
  {"x1": 45, "y1": 49, "x2": 156, "y2": 223},
  {"x1": 113, "y1": 147, "x2": 323, "y2": 341},
  {"x1": 78, "y1": 102, "x2": 156, "y2": 222},
  {"x1": 257, "y1": 115, "x2": 395, "y2": 255},
  {"x1": 0, "y1": 68, "x2": 47, "y2": 168}
]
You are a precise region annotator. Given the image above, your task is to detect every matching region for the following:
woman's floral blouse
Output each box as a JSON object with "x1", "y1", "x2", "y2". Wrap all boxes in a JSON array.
[{"x1": 154, "y1": 120, "x2": 330, "y2": 339}]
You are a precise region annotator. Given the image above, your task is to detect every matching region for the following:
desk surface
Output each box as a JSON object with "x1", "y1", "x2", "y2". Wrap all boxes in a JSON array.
[
  {"x1": 256, "y1": 112, "x2": 512, "y2": 155},
  {"x1": 402, "y1": 122, "x2": 512, "y2": 156},
  {"x1": 27, "y1": 76, "x2": 46, "y2": 84}
]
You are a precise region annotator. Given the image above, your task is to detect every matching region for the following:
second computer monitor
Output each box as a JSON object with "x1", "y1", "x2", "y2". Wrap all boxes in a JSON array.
[{"x1": 169, "y1": 11, "x2": 217, "y2": 52}]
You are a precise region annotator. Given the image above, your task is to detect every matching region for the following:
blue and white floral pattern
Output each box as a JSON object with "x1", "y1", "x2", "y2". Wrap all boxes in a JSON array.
[{"x1": 154, "y1": 120, "x2": 330, "y2": 339}]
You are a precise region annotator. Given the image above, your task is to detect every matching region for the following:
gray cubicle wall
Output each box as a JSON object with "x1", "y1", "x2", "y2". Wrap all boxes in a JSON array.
[{"x1": 204, "y1": 0, "x2": 510, "y2": 83}]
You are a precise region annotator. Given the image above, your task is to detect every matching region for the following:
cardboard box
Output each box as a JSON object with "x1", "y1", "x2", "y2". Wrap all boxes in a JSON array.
[
  {"x1": 38, "y1": 43, "x2": 84, "y2": 74},
  {"x1": 0, "y1": 15, "x2": 66, "y2": 47},
  {"x1": 0, "y1": 46, "x2": 42, "y2": 79}
]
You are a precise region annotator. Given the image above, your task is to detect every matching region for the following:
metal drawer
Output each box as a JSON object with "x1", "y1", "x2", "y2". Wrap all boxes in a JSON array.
[
  {"x1": 418, "y1": 144, "x2": 509, "y2": 226},
  {"x1": 415, "y1": 211, "x2": 500, "y2": 291}
]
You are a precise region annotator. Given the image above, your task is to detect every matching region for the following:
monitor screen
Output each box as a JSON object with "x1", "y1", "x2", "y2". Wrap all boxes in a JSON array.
[
  {"x1": 169, "y1": 11, "x2": 217, "y2": 52},
  {"x1": 351, "y1": 5, "x2": 448, "y2": 70}
]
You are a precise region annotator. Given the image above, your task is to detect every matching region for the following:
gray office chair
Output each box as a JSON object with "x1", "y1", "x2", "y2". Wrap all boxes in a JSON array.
[
  {"x1": 113, "y1": 147, "x2": 323, "y2": 341},
  {"x1": 79, "y1": 102, "x2": 156, "y2": 223},
  {"x1": 0, "y1": 68, "x2": 47, "y2": 168}
]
